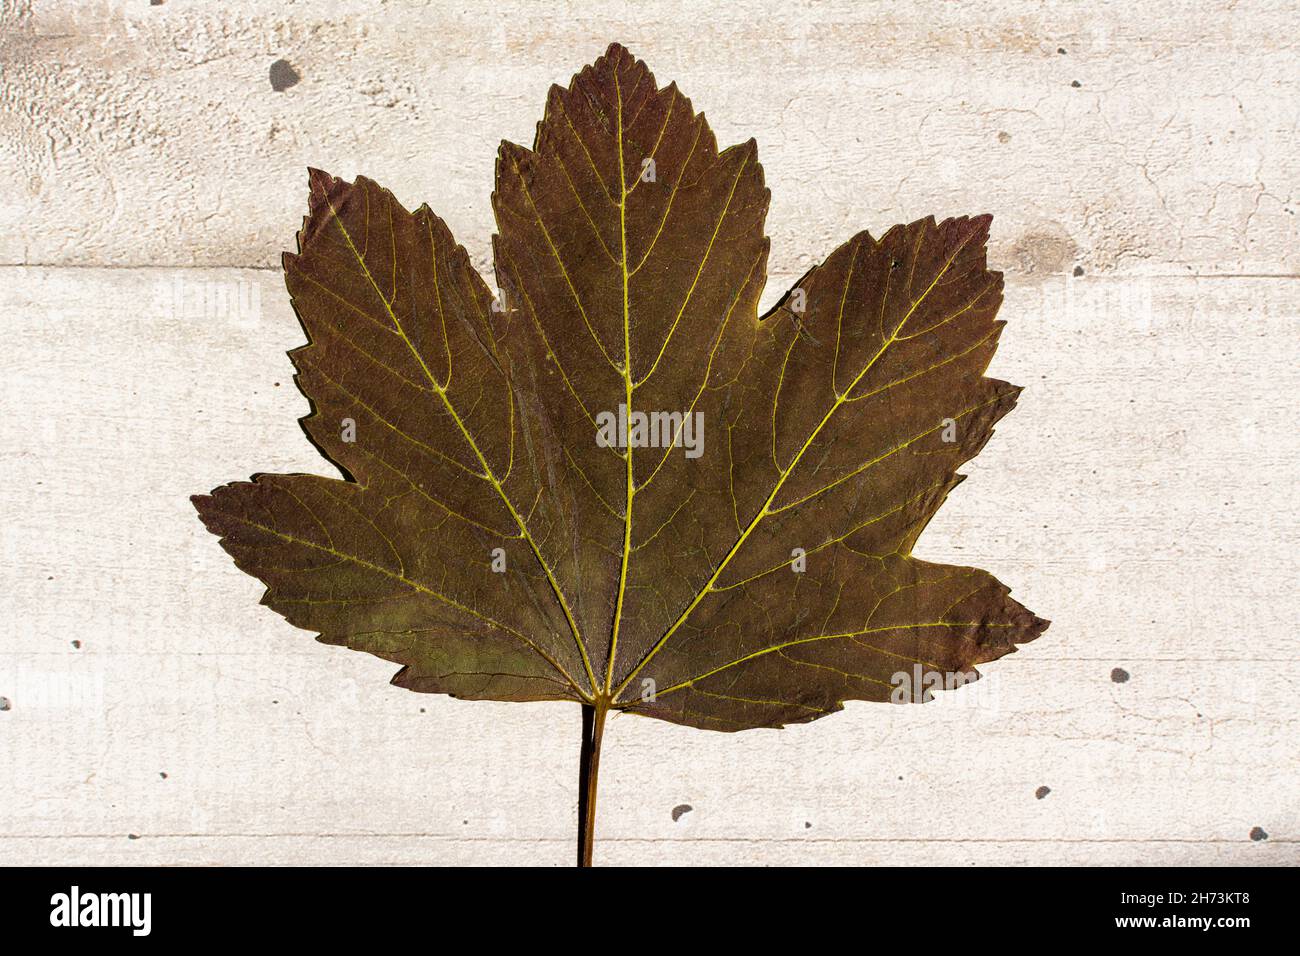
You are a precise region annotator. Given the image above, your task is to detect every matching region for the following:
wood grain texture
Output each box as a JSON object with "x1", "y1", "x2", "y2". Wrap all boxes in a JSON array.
[
  {"x1": 1, "y1": 0, "x2": 1297, "y2": 865},
  {"x1": 1, "y1": 0, "x2": 1297, "y2": 276}
]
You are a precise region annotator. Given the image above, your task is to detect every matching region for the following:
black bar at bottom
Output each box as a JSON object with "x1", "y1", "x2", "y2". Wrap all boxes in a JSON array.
[{"x1": 0, "y1": 864, "x2": 1283, "y2": 942}]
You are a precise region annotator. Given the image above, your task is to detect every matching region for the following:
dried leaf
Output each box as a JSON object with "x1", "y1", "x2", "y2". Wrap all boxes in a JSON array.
[{"x1": 193, "y1": 43, "x2": 1047, "y2": 863}]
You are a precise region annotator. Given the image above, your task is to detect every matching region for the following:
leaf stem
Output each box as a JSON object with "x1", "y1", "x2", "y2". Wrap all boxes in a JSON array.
[{"x1": 576, "y1": 700, "x2": 609, "y2": 867}]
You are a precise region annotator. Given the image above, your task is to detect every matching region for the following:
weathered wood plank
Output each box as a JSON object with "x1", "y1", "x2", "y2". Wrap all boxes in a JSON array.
[
  {"x1": 1, "y1": 1, "x2": 1296, "y2": 276},
  {"x1": 1, "y1": 265, "x2": 1295, "y2": 864}
]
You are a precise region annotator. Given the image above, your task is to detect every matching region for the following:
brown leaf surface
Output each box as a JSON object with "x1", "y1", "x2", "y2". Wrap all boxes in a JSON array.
[{"x1": 193, "y1": 43, "x2": 1046, "y2": 732}]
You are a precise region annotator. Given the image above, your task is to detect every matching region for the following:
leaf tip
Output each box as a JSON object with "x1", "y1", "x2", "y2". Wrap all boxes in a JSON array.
[
  {"x1": 305, "y1": 166, "x2": 339, "y2": 198},
  {"x1": 955, "y1": 212, "x2": 994, "y2": 248}
]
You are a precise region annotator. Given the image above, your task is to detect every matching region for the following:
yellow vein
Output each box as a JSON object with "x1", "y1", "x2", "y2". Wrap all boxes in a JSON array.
[
  {"x1": 640, "y1": 621, "x2": 991, "y2": 701},
  {"x1": 554, "y1": 98, "x2": 617, "y2": 206},
  {"x1": 605, "y1": 68, "x2": 634, "y2": 694},
  {"x1": 217, "y1": 508, "x2": 587, "y2": 698},
  {"x1": 562, "y1": 444, "x2": 624, "y2": 520},
  {"x1": 316, "y1": 480, "x2": 406, "y2": 577},
  {"x1": 305, "y1": 359, "x2": 485, "y2": 482},
  {"x1": 552, "y1": 149, "x2": 619, "y2": 262},
  {"x1": 426, "y1": 217, "x2": 453, "y2": 390},
  {"x1": 612, "y1": 225, "x2": 979, "y2": 701},
  {"x1": 634, "y1": 150, "x2": 752, "y2": 390},
  {"x1": 635, "y1": 247, "x2": 764, "y2": 493},
  {"x1": 625, "y1": 89, "x2": 677, "y2": 200},
  {"x1": 690, "y1": 687, "x2": 827, "y2": 713},
  {"x1": 845, "y1": 325, "x2": 999, "y2": 404},
  {"x1": 632, "y1": 488, "x2": 698, "y2": 552},
  {"x1": 498, "y1": 246, "x2": 602, "y2": 430},
  {"x1": 323, "y1": 196, "x2": 597, "y2": 695},
  {"x1": 621, "y1": 68, "x2": 651, "y2": 132},
  {"x1": 831, "y1": 241, "x2": 862, "y2": 397},
  {"x1": 894, "y1": 277, "x2": 998, "y2": 342},
  {"x1": 775, "y1": 648, "x2": 903, "y2": 686},
  {"x1": 768, "y1": 392, "x2": 1006, "y2": 516},
  {"x1": 505, "y1": 153, "x2": 621, "y2": 371},
  {"x1": 355, "y1": 442, "x2": 521, "y2": 539},
  {"x1": 630, "y1": 117, "x2": 702, "y2": 275},
  {"x1": 712, "y1": 477, "x2": 954, "y2": 591}
]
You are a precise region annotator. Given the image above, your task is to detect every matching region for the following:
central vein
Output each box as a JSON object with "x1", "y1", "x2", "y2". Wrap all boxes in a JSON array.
[{"x1": 606, "y1": 70, "x2": 634, "y2": 696}]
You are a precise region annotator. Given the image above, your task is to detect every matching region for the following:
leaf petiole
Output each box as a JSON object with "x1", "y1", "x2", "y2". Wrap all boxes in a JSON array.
[{"x1": 576, "y1": 700, "x2": 609, "y2": 867}]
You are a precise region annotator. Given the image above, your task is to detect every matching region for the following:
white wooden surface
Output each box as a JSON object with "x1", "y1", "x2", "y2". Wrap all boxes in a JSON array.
[{"x1": 1, "y1": 0, "x2": 1296, "y2": 866}]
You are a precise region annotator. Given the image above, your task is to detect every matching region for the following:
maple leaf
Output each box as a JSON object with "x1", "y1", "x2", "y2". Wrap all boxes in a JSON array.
[{"x1": 193, "y1": 43, "x2": 1048, "y2": 865}]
